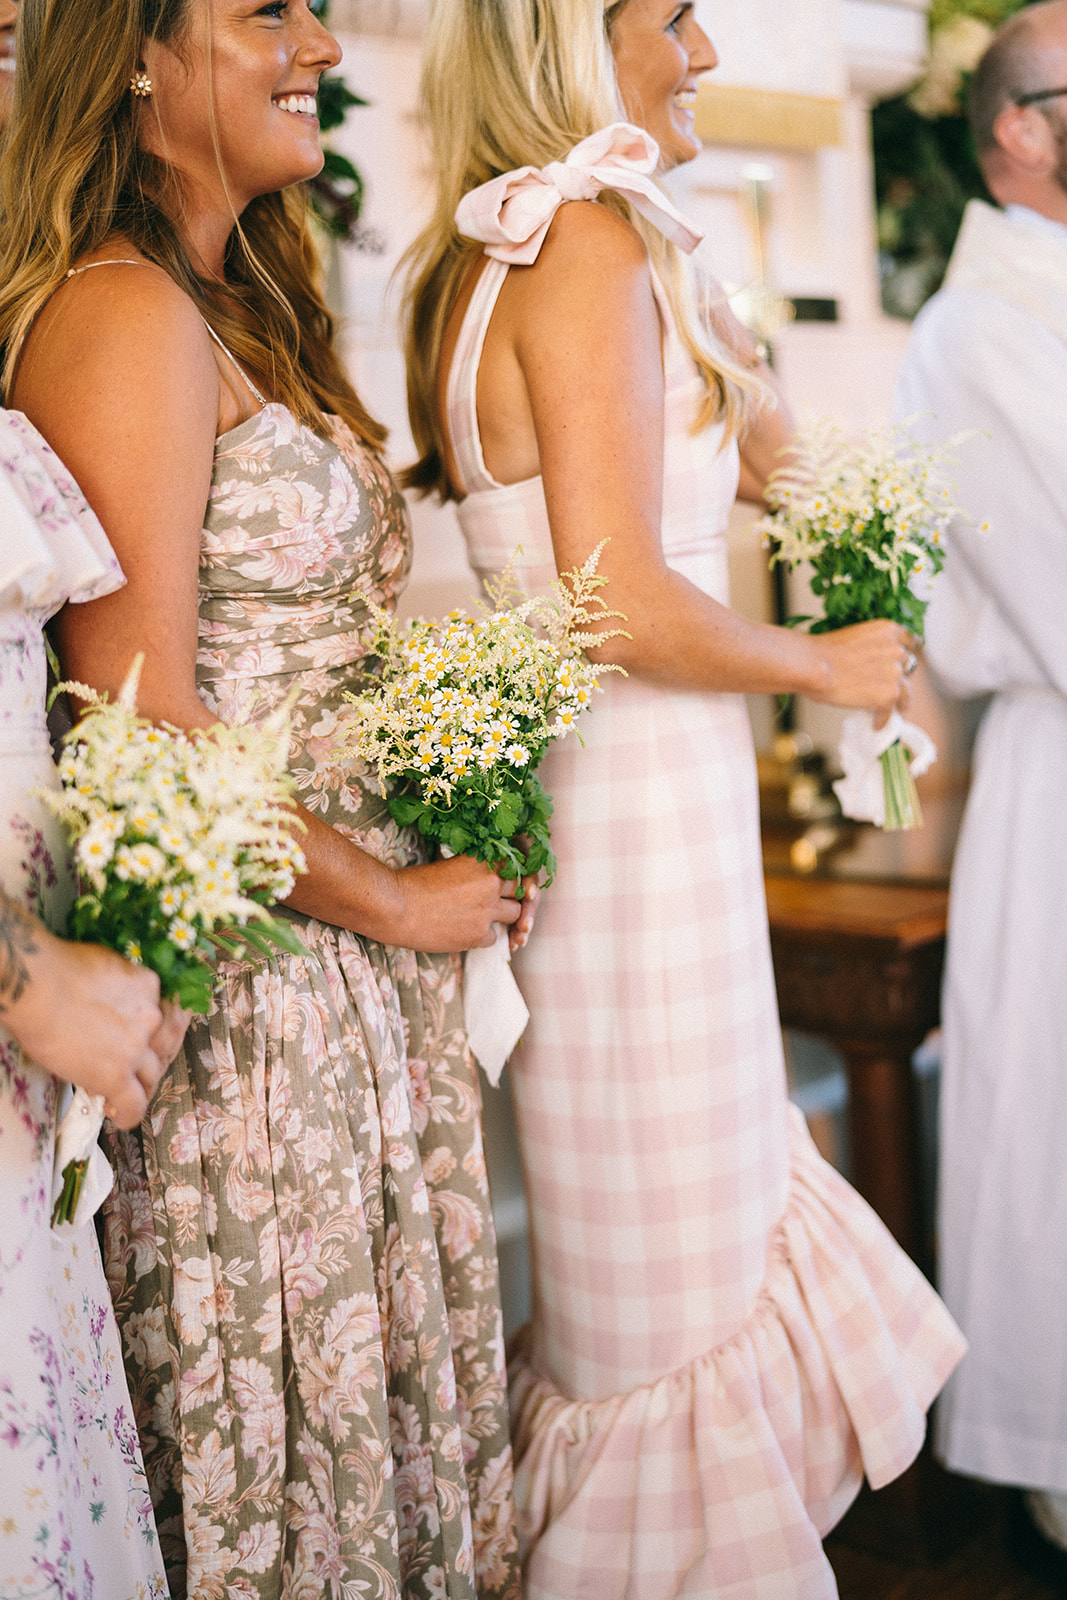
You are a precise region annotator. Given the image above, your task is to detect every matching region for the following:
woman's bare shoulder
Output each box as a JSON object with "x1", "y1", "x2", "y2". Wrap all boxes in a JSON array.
[
  {"x1": 38, "y1": 253, "x2": 205, "y2": 336},
  {"x1": 16, "y1": 252, "x2": 216, "y2": 418},
  {"x1": 538, "y1": 197, "x2": 650, "y2": 273},
  {"x1": 509, "y1": 199, "x2": 655, "y2": 338},
  {"x1": 12, "y1": 252, "x2": 222, "y2": 488}
]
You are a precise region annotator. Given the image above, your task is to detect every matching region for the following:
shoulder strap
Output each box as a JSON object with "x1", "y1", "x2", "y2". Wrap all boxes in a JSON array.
[
  {"x1": 199, "y1": 319, "x2": 268, "y2": 408},
  {"x1": 65, "y1": 258, "x2": 152, "y2": 279},
  {"x1": 445, "y1": 257, "x2": 511, "y2": 497},
  {"x1": 65, "y1": 259, "x2": 267, "y2": 408}
]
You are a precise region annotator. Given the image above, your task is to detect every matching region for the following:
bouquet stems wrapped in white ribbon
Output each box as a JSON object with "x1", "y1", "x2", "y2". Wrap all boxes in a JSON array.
[
  {"x1": 332, "y1": 545, "x2": 625, "y2": 1084},
  {"x1": 41, "y1": 658, "x2": 306, "y2": 1225},
  {"x1": 754, "y1": 419, "x2": 979, "y2": 830}
]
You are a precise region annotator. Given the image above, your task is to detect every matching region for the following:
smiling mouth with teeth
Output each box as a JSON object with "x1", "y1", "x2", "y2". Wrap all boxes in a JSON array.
[
  {"x1": 673, "y1": 91, "x2": 696, "y2": 111},
  {"x1": 275, "y1": 93, "x2": 318, "y2": 117}
]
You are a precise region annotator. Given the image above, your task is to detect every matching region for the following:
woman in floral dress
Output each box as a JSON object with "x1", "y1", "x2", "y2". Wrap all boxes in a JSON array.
[
  {"x1": 0, "y1": 1, "x2": 524, "y2": 1596},
  {"x1": 0, "y1": 412, "x2": 178, "y2": 1599}
]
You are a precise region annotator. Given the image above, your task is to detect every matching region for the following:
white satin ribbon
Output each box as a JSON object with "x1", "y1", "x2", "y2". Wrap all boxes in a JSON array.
[
  {"x1": 51, "y1": 1085, "x2": 113, "y2": 1232},
  {"x1": 438, "y1": 846, "x2": 530, "y2": 1086},
  {"x1": 832, "y1": 710, "x2": 938, "y2": 826},
  {"x1": 463, "y1": 925, "x2": 530, "y2": 1088}
]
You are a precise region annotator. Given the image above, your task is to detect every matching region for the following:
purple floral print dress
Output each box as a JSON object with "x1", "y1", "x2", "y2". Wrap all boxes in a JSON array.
[
  {"x1": 0, "y1": 412, "x2": 168, "y2": 1599},
  {"x1": 101, "y1": 404, "x2": 520, "y2": 1600}
]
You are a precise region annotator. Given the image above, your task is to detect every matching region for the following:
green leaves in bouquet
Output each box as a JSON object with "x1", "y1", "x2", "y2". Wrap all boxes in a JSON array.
[
  {"x1": 333, "y1": 543, "x2": 624, "y2": 903},
  {"x1": 756, "y1": 418, "x2": 962, "y2": 644},
  {"x1": 388, "y1": 769, "x2": 557, "y2": 892},
  {"x1": 805, "y1": 525, "x2": 941, "y2": 637},
  {"x1": 68, "y1": 884, "x2": 305, "y2": 1016},
  {"x1": 43, "y1": 659, "x2": 308, "y2": 1019}
]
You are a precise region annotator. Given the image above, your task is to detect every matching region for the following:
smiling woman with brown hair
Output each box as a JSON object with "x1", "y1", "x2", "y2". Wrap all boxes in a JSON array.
[
  {"x1": 0, "y1": 2, "x2": 525, "y2": 1596},
  {"x1": 404, "y1": 0, "x2": 967, "y2": 1594}
]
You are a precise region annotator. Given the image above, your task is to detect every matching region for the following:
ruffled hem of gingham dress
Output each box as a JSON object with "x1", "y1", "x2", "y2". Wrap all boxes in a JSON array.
[{"x1": 507, "y1": 1108, "x2": 965, "y2": 1600}]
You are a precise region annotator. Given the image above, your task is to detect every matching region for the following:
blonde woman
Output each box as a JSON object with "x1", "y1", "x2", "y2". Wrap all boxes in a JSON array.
[
  {"x1": 404, "y1": 0, "x2": 966, "y2": 1594},
  {"x1": 0, "y1": 0, "x2": 527, "y2": 1595}
]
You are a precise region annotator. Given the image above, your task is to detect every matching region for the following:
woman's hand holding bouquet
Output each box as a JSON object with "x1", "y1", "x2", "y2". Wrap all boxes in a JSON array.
[
  {"x1": 333, "y1": 544, "x2": 624, "y2": 1080},
  {"x1": 41, "y1": 658, "x2": 306, "y2": 1222},
  {"x1": 755, "y1": 419, "x2": 978, "y2": 830}
]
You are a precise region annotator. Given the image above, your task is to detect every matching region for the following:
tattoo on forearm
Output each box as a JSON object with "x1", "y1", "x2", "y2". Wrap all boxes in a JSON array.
[{"x1": 0, "y1": 890, "x2": 39, "y2": 1012}]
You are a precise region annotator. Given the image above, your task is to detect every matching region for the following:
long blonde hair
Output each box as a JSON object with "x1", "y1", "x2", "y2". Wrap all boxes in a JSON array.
[
  {"x1": 403, "y1": 0, "x2": 761, "y2": 499},
  {"x1": 0, "y1": 0, "x2": 385, "y2": 449}
]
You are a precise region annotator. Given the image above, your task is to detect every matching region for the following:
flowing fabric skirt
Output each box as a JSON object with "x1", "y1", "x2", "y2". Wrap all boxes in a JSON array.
[
  {"x1": 103, "y1": 916, "x2": 520, "y2": 1600},
  {"x1": 507, "y1": 672, "x2": 965, "y2": 1600},
  {"x1": 0, "y1": 749, "x2": 168, "y2": 1600}
]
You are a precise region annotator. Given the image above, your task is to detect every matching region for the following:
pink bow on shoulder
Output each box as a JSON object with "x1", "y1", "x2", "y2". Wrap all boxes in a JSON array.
[{"x1": 454, "y1": 122, "x2": 704, "y2": 265}]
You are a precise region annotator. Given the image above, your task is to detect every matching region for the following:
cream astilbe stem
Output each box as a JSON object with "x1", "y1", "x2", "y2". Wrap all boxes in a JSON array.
[{"x1": 41, "y1": 663, "x2": 307, "y2": 1015}]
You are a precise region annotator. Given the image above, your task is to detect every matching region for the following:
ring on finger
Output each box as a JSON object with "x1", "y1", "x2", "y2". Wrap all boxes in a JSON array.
[{"x1": 903, "y1": 650, "x2": 918, "y2": 677}]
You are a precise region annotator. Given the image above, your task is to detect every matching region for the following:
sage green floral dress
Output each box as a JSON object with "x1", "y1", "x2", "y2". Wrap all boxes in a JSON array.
[{"x1": 102, "y1": 403, "x2": 520, "y2": 1600}]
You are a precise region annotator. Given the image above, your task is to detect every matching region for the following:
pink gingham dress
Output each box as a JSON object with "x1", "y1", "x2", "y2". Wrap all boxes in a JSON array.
[{"x1": 449, "y1": 124, "x2": 966, "y2": 1600}]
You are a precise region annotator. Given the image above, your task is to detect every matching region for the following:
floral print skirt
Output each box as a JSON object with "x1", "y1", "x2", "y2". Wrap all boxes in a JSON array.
[
  {"x1": 103, "y1": 916, "x2": 520, "y2": 1600},
  {"x1": 0, "y1": 758, "x2": 167, "y2": 1600}
]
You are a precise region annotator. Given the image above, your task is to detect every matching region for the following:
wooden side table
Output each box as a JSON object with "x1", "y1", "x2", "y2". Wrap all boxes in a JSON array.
[{"x1": 763, "y1": 874, "x2": 948, "y2": 1273}]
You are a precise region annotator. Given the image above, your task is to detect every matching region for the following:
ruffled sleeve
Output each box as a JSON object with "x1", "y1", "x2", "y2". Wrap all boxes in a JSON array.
[
  {"x1": 455, "y1": 122, "x2": 704, "y2": 265},
  {"x1": 0, "y1": 410, "x2": 123, "y2": 620}
]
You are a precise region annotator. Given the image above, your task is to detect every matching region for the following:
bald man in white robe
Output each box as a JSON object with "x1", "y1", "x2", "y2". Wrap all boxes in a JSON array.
[{"x1": 895, "y1": 0, "x2": 1067, "y2": 1549}]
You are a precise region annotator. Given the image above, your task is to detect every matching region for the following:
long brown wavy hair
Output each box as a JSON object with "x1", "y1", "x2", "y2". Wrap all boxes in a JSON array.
[{"x1": 0, "y1": 0, "x2": 384, "y2": 449}]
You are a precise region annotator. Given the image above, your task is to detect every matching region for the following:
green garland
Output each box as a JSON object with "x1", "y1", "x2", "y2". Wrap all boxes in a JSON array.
[{"x1": 873, "y1": 0, "x2": 1031, "y2": 318}]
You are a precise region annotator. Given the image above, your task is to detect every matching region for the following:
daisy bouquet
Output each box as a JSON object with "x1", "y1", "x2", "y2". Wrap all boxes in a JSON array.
[
  {"x1": 336, "y1": 544, "x2": 623, "y2": 887},
  {"x1": 333, "y1": 545, "x2": 624, "y2": 1081},
  {"x1": 42, "y1": 658, "x2": 306, "y2": 1223},
  {"x1": 754, "y1": 419, "x2": 972, "y2": 830}
]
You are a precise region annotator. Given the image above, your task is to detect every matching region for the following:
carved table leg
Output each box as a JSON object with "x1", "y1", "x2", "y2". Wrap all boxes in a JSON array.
[{"x1": 832, "y1": 1033, "x2": 928, "y2": 1273}]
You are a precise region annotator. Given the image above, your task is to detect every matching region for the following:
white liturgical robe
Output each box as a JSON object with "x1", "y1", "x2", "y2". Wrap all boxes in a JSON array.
[{"x1": 895, "y1": 199, "x2": 1067, "y2": 1491}]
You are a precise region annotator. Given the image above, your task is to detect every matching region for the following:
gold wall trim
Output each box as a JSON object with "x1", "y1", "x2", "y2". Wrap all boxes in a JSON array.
[{"x1": 695, "y1": 85, "x2": 843, "y2": 151}]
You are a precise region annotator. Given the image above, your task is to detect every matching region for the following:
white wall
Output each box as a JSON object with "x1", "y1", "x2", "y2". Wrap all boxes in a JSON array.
[{"x1": 695, "y1": 0, "x2": 846, "y2": 97}]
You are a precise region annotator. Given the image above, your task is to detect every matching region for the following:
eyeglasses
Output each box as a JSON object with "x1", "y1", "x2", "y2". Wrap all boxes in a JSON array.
[{"x1": 1015, "y1": 85, "x2": 1067, "y2": 107}]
